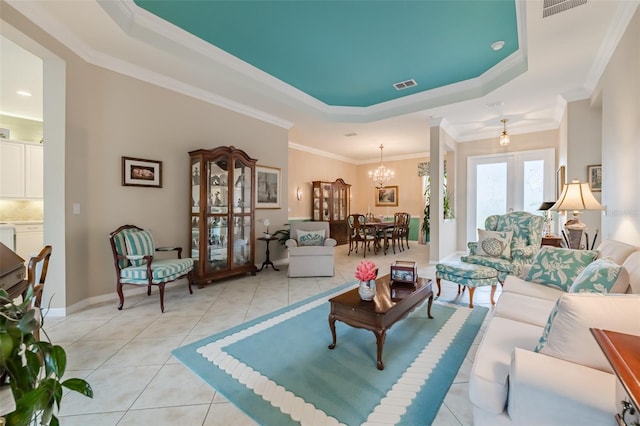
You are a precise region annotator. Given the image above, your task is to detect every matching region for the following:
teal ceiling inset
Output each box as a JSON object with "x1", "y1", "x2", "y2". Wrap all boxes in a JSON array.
[{"x1": 134, "y1": 1, "x2": 518, "y2": 108}]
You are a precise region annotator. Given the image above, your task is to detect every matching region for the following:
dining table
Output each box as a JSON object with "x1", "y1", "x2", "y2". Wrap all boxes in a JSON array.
[{"x1": 364, "y1": 220, "x2": 394, "y2": 254}]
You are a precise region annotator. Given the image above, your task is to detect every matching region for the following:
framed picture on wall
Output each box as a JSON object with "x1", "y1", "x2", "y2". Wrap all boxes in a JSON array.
[
  {"x1": 256, "y1": 165, "x2": 281, "y2": 209},
  {"x1": 375, "y1": 186, "x2": 398, "y2": 207},
  {"x1": 587, "y1": 164, "x2": 602, "y2": 192},
  {"x1": 122, "y1": 157, "x2": 162, "y2": 188},
  {"x1": 556, "y1": 166, "x2": 565, "y2": 198}
]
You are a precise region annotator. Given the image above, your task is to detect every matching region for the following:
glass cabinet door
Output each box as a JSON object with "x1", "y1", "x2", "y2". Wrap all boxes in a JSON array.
[
  {"x1": 322, "y1": 184, "x2": 331, "y2": 220},
  {"x1": 208, "y1": 159, "x2": 229, "y2": 214},
  {"x1": 313, "y1": 184, "x2": 321, "y2": 221},
  {"x1": 231, "y1": 158, "x2": 252, "y2": 267},
  {"x1": 207, "y1": 216, "x2": 228, "y2": 271}
]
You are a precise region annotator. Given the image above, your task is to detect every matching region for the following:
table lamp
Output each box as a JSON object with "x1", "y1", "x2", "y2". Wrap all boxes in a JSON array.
[
  {"x1": 550, "y1": 179, "x2": 603, "y2": 249},
  {"x1": 538, "y1": 201, "x2": 556, "y2": 236}
]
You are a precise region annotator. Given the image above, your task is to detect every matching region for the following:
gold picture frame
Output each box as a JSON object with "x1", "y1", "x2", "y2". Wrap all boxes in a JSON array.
[{"x1": 375, "y1": 186, "x2": 398, "y2": 207}]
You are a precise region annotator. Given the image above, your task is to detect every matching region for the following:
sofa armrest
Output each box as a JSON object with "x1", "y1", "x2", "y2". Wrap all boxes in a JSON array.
[
  {"x1": 285, "y1": 239, "x2": 298, "y2": 248},
  {"x1": 508, "y1": 348, "x2": 616, "y2": 425},
  {"x1": 324, "y1": 238, "x2": 337, "y2": 247}
]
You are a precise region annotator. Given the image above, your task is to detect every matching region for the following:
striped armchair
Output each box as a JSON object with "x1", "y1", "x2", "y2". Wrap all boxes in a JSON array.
[{"x1": 109, "y1": 224, "x2": 194, "y2": 312}]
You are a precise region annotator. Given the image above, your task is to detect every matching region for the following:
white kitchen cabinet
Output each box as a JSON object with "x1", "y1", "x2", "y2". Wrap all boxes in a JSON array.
[
  {"x1": 14, "y1": 223, "x2": 44, "y2": 263},
  {"x1": 0, "y1": 140, "x2": 25, "y2": 197},
  {"x1": 0, "y1": 140, "x2": 43, "y2": 199},
  {"x1": 25, "y1": 144, "x2": 44, "y2": 198}
]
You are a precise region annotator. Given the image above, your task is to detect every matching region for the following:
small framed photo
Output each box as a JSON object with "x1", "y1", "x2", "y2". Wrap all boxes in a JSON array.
[
  {"x1": 390, "y1": 260, "x2": 417, "y2": 284},
  {"x1": 256, "y1": 165, "x2": 281, "y2": 209},
  {"x1": 375, "y1": 186, "x2": 398, "y2": 207},
  {"x1": 122, "y1": 157, "x2": 163, "y2": 188},
  {"x1": 587, "y1": 164, "x2": 602, "y2": 192},
  {"x1": 0, "y1": 128, "x2": 10, "y2": 139}
]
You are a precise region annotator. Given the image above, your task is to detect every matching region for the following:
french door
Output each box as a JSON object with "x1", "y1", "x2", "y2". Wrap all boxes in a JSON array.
[{"x1": 467, "y1": 149, "x2": 555, "y2": 240}]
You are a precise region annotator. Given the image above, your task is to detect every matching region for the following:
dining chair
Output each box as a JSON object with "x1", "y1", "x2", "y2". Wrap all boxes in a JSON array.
[
  {"x1": 383, "y1": 213, "x2": 404, "y2": 255},
  {"x1": 400, "y1": 212, "x2": 411, "y2": 250},
  {"x1": 347, "y1": 214, "x2": 376, "y2": 257},
  {"x1": 26, "y1": 245, "x2": 52, "y2": 340}
]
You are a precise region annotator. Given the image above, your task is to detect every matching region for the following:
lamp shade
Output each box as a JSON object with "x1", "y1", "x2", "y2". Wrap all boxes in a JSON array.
[{"x1": 550, "y1": 180, "x2": 603, "y2": 212}]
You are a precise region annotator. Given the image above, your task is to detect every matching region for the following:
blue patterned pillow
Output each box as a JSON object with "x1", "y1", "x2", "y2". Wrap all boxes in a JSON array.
[
  {"x1": 533, "y1": 298, "x2": 561, "y2": 352},
  {"x1": 124, "y1": 229, "x2": 155, "y2": 266},
  {"x1": 297, "y1": 229, "x2": 325, "y2": 246},
  {"x1": 569, "y1": 257, "x2": 628, "y2": 294},
  {"x1": 525, "y1": 246, "x2": 598, "y2": 291}
]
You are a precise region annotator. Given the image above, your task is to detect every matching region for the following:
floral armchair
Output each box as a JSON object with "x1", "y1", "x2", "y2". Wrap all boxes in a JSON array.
[{"x1": 461, "y1": 211, "x2": 546, "y2": 283}]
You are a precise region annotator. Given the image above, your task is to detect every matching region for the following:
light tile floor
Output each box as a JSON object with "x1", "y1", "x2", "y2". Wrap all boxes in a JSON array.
[{"x1": 41, "y1": 242, "x2": 499, "y2": 425}]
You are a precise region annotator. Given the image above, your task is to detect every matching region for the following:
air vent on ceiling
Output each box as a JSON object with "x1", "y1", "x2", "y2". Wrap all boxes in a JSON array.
[
  {"x1": 393, "y1": 79, "x2": 417, "y2": 90},
  {"x1": 543, "y1": 0, "x2": 587, "y2": 18}
]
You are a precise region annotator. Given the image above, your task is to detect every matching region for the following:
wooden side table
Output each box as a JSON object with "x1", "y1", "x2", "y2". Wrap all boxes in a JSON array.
[
  {"x1": 541, "y1": 235, "x2": 564, "y2": 248},
  {"x1": 591, "y1": 328, "x2": 640, "y2": 426},
  {"x1": 257, "y1": 237, "x2": 279, "y2": 271}
]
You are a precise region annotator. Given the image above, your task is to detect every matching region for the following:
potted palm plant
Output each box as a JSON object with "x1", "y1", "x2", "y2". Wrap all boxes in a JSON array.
[{"x1": 0, "y1": 287, "x2": 93, "y2": 425}]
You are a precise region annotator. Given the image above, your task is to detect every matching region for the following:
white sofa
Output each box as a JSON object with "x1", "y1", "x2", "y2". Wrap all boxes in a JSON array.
[
  {"x1": 285, "y1": 221, "x2": 336, "y2": 277},
  {"x1": 470, "y1": 239, "x2": 640, "y2": 425}
]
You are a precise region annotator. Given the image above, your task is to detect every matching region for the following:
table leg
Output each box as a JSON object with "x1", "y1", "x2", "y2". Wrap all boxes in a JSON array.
[
  {"x1": 427, "y1": 294, "x2": 434, "y2": 319},
  {"x1": 328, "y1": 315, "x2": 337, "y2": 349},
  {"x1": 374, "y1": 329, "x2": 386, "y2": 370}
]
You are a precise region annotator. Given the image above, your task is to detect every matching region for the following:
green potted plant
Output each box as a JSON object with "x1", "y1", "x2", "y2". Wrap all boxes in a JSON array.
[
  {"x1": 0, "y1": 288, "x2": 93, "y2": 426},
  {"x1": 272, "y1": 223, "x2": 291, "y2": 247}
]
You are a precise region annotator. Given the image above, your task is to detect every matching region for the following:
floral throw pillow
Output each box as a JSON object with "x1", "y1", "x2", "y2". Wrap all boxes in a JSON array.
[
  {"x1": 525, "y1": 246, "x2": 598, "y2": 291},
  {"x1": 297, "y1": 229, "x2": 325, "y2": 246},
  {"x1": 569, "y1": 257, "x2": 629, "y2": 294},
  {"x1": 477, "y1": 229, "x2": 513, "y2": 260}
]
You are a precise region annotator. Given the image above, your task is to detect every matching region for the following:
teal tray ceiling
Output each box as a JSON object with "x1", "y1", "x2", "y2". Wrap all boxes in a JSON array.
[{"x1": 134, "y1": 0, "x2": 518, "y2": 108}]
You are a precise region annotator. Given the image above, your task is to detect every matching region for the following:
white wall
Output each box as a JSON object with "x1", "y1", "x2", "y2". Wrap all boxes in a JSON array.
[
  {"x1": 565, "y1": 99, "x2": 602, "y2": 247},
  {"x1": 598, "y1": 8, "x2": 640, "y2": 244}
]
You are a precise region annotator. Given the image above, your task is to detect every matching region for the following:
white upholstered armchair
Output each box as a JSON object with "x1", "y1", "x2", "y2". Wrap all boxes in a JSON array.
[{"x1": 285, "y1": 222, "x2": 336, "y2": 277}]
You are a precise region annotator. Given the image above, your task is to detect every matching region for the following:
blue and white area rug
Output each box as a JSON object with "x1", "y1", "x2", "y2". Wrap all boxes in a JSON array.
[{"x1": 172, "y1": 283, "x2": 487, "y2": 425}]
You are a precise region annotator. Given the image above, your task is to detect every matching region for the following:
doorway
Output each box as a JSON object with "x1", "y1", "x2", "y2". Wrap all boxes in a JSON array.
[{"x1": 467, "y1": 148, "x2": 555, "y2": 240}]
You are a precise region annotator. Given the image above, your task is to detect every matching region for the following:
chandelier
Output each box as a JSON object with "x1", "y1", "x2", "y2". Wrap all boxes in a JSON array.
[
  {"x1": 499, "y1": 118, "x2": 510, "y2": 146},
  {"x1": 368, "y1": 144, "x2": 394, "y2": 188}
]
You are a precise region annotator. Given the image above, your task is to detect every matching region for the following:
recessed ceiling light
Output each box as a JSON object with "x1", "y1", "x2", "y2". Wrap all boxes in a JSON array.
[
  {"x1": 16, "y1": 90, "x2": 32, "y2": 97},
  {"x1": 488, "y1": 101, "x2": 504, "y2": 108},
  {"x1": 344, "y1": 132, "x2": 357, "y2": 137},
  {"x1": 491, "y1": 41, "x2": 505, "y2": 51}
]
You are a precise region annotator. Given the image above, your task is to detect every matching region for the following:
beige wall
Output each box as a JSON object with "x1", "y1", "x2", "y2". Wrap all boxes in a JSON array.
[
  {"x1": 3, "y1": 3, "x2": 289, "y2": 309},
  {"x1": 599, "y1": 7, "x2": 640, "y2": 243},
  {"x1": 287, "y1": 147, "x2": 357, "y2": 219},
  {"x1": 353, "y1": 157, "x2": 427, "y2": 219},
  {"x1": 454, "y1": 129, "x2": 560, "y2": 250},
  {"x1": 288, "y1": 147, "x2": 428, "y2": 222}
]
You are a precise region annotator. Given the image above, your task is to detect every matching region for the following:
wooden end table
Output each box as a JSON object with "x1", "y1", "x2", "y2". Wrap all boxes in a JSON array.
[{"x1": 328, "y1": 275, "x2": 433, "y2": 370}]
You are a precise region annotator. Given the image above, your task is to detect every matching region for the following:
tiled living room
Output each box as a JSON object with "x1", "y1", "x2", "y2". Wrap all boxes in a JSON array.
[
  {"x1": 44, "y1": 243, "x2": 497, "y2": 425},
  {"x1": 1, "y1": 0, "x2": 640, "y2": 425}
]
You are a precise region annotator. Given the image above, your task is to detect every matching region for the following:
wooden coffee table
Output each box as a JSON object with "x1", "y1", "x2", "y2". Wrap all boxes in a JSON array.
[{"x1": 328, "y1": 275, "x2": 433, "y2": 370}]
